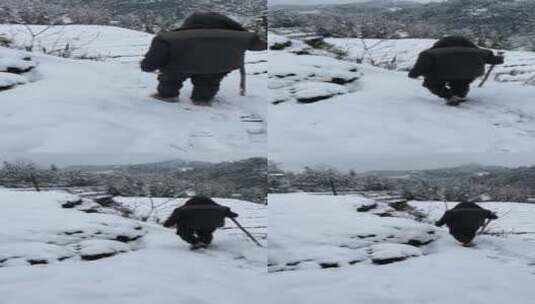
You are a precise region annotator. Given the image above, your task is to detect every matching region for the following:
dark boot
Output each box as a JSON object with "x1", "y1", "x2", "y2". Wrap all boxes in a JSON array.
[
  {"x1": 449, "y1": 79, "x2": 473, "y2": 102},
  {"x1": 156, "y1": 72, "x2": 188, "y2": 100},
  {"x1": 423, "y1": 78, "x2": 453, "y2": 100},
  {"x1": 150, "y1": 93, "x2": 179, "y2": 103},
  {"x1": 190, "y1": 73, "x2": 228, "y2": 102},
  {"x1": 196, "y1": 229, "x2": 216, "y2": 245},
  {"x1": 177, "y1": 227, "x2": 199, "y2": 245}
]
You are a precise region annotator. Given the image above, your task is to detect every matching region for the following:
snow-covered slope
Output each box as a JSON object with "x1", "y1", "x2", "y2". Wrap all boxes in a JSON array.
[
  {"x1": 0, "y1": 25, "x2": 267, "y2": 157},
  {"x1": 269, "y1": 34, "x2": 535, "y2": 163},
  {"x1": 327, "y1": 38, "x2": 535, "y2": 85},
  {"x1": 0, "y1": 189, "x2": 268, "y2": 304},
  {"x1": 269, "y1": 33, "x2": 362, "y2": 104},
  {"x1": 410, "y1": 200, "x2": 535, "y2": 244},
  {"x1": 269, "y1": 193, "x2": 535, "y2": 304}
]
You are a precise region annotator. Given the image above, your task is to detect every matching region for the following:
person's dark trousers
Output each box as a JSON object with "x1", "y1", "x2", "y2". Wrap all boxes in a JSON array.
[
  {"x1": 157, "y1": 72, "x2": 228, "y2": 100},
  {"x1": 423, "y1": 78, "x2": 473, "y2": 99},
  {"x1": 195, "y1": 229, "x2": 215, "y2": 244},
  {"x1": 450, "y1": 227, "x2": 477, "y2": 245},
  {"x1": 177, "y1": 226, "x2": 216, "y2": 245},
  {"x1": 177, "y1": 227, "x2": 199, "y2": 245}
]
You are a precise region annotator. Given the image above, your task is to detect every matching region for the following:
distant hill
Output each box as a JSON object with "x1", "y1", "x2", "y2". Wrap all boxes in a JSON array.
[
  {"x1": 0, "y1": 0, "x2": 267, "y2": 34},
  {"x1": 0, "y1": 157, "x2": 268, "y2": 203},
  {"x1": 270, "y1": 163, "x2": 535, "y2": 202},
  {"x1": 270, "y1": 0, "x2": 535, "y2": 50}
]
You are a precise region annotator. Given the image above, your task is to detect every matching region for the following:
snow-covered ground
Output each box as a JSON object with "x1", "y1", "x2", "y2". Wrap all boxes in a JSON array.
[
  {"x1": 327, "y1": 38, "x2": 535, "y2": 85},
  {"x1": 0, "y1": 25, "x2": 267, "y2": 158},
  {"x1": 269, "y1": 33, "x2": 362, "y2": 104},
  {"x1": 269, "y1": 33, "x2": 535, "y2": 164},
  {"x1": 268, "y1": 193, "x2": 535, "y2": 304},
  {"x1": 0, "y1": 189, "x2": 268, "y2": 304},
  {"x1": 410, "y1": 200, "x2": 535, "y2": 244}
]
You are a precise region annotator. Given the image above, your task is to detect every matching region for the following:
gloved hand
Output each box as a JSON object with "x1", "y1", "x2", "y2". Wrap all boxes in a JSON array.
[{"x1": 495, "y1": 55, "x2": 505, "y2": 65}]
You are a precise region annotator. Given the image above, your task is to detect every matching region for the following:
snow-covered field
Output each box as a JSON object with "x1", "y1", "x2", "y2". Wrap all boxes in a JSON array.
[
  {"x1": 269, "y1": 33, "x2": 535, "y2": 164},
  {"x1": 0, "y1": 189, "x2": 268, "y2": 304},
  {"x1": 0, "y1": 25, "x2": 267, "y2": 158},
  {"x1": 327, "y1": 38, "x2": 535, "y2": 85},
  {"x1": 268, "y1": 193, "x2": 535, "y2": 304},
  {"x1": 410, "y1": 200, "x2": 535, "y2": 244},
  {"x1": 269, "y1": 33, "x2": 362, "y2": 104}
]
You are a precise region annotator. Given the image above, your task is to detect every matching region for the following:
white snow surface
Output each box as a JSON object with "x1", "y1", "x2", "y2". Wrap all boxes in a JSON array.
[
  {"x1": 0, "y1": 72, "x2": 26, "y2": 87},
  {"x1": 268, "y1": 193, "x2": 535, "y2": 304},
  {"x1": 0, "y1": 189, "x2": 268, "y2": 304},
  {"x1": 269, "y1": 193, "x2": 437, "y2": 271},
  {"x1": 270, "y1": 35, "x2": 535, "y2": 162},
  {"x1": 410, "y1": 200, "x2": 535, "y2": 244},
  {"x1": 0, "y1": 25, "x2": 267, "y2": 157},
  {"x1": 0, "y1": 190, "x2": 145, "y2": 266},
  {"x1": 269, "y1": 33, "x2": 361, "y2": 104},
  {"x1": 327, "y1": 38, "x2": 535, "y2": 85}
]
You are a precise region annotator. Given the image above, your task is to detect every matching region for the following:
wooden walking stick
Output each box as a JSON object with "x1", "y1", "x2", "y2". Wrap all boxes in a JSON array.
[
  {"x1": 239, "y1": 61, "x2": 246, "y2": 96},
  {"x1": 230, "y1": 217, "x2": 263, "y2": 247},
  {"x1": 478, "y1": 218, "x2": 493, "y2": 235},
  {"x1": 479, "y1": 51, "x2": 505, "y2": 88}
]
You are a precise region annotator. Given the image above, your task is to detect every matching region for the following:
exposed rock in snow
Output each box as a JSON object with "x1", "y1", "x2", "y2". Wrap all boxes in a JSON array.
[
  {"x1": 0, "y1": 72, "x2": 26, "y2": 89},
  {"x1": 292, "y1": 82, "x2": 349, "y2": 103},
  {"x1": 367, "y1": 243, "x2": 422, "y2": 265},
  {"x1": 0, "y1": 57, "x2": 35, "y2": 74},
  {"x1": 72, "y1": 240, "x2": 130, "y2": 261},
  {"x1": 0, "y1": 47, "x2": 37, "y2": 91},
  {"x1": 0, "y1": 190, "x2": 146, "y2": 268},
  {"x1": 0, "y1": 243, "x2": 75, "y2": 266},
  {"x1": 269, "y1": 46, "x2": 361, "y2": 104}
]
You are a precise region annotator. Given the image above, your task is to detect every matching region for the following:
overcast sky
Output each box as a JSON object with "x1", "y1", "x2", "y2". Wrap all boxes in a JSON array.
[
  {"x1": 269, "y1": 0, "x2": 445, "y2": 6},
  {"x1": 272, "y1": 152, "x2": 535, "y2": 172}
]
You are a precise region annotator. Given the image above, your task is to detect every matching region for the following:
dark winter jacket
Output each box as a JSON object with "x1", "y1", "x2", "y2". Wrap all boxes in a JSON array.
[
  {"x1": 163, "y1": 196, "x2": 238, "y2": 231},
  {"x1": 435, "y1": 202, "x2": 497, "y2": 243},
  {"x1": 141, "y1": 12, "x2": 267, "y2": 74},
  {"x1": 409, "y1": 36, "x2": 504, "y2": 80}
]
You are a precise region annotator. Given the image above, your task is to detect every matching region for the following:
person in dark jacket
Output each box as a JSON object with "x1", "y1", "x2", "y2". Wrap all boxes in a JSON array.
[
  {"x1": 435, "y1": 201, "x2": 498, "y2": 246},
  {"x1": 409, "y1": 36, "x2": 504, "y2": 106},
  {"x1": 141, "y1": 12, "x2": 267, "y2": 105},
  {"x1": 163, "y1": 196, "x2": 239, "y2": 249}
]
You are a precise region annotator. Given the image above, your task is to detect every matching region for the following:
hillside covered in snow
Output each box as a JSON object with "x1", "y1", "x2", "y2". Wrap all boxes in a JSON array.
[
  {"x1": 0, "y1": 188, "x2": 267, "y2": 304},
  {"x1": 0, "y1": 25, "x2": 267, "y2": 158},
  {"x1": 268, "y1": 192, "x2": 535, "y2": 304},
  {"x1": 269, "y1": 33, "x2": 535, "y2": 165}
]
